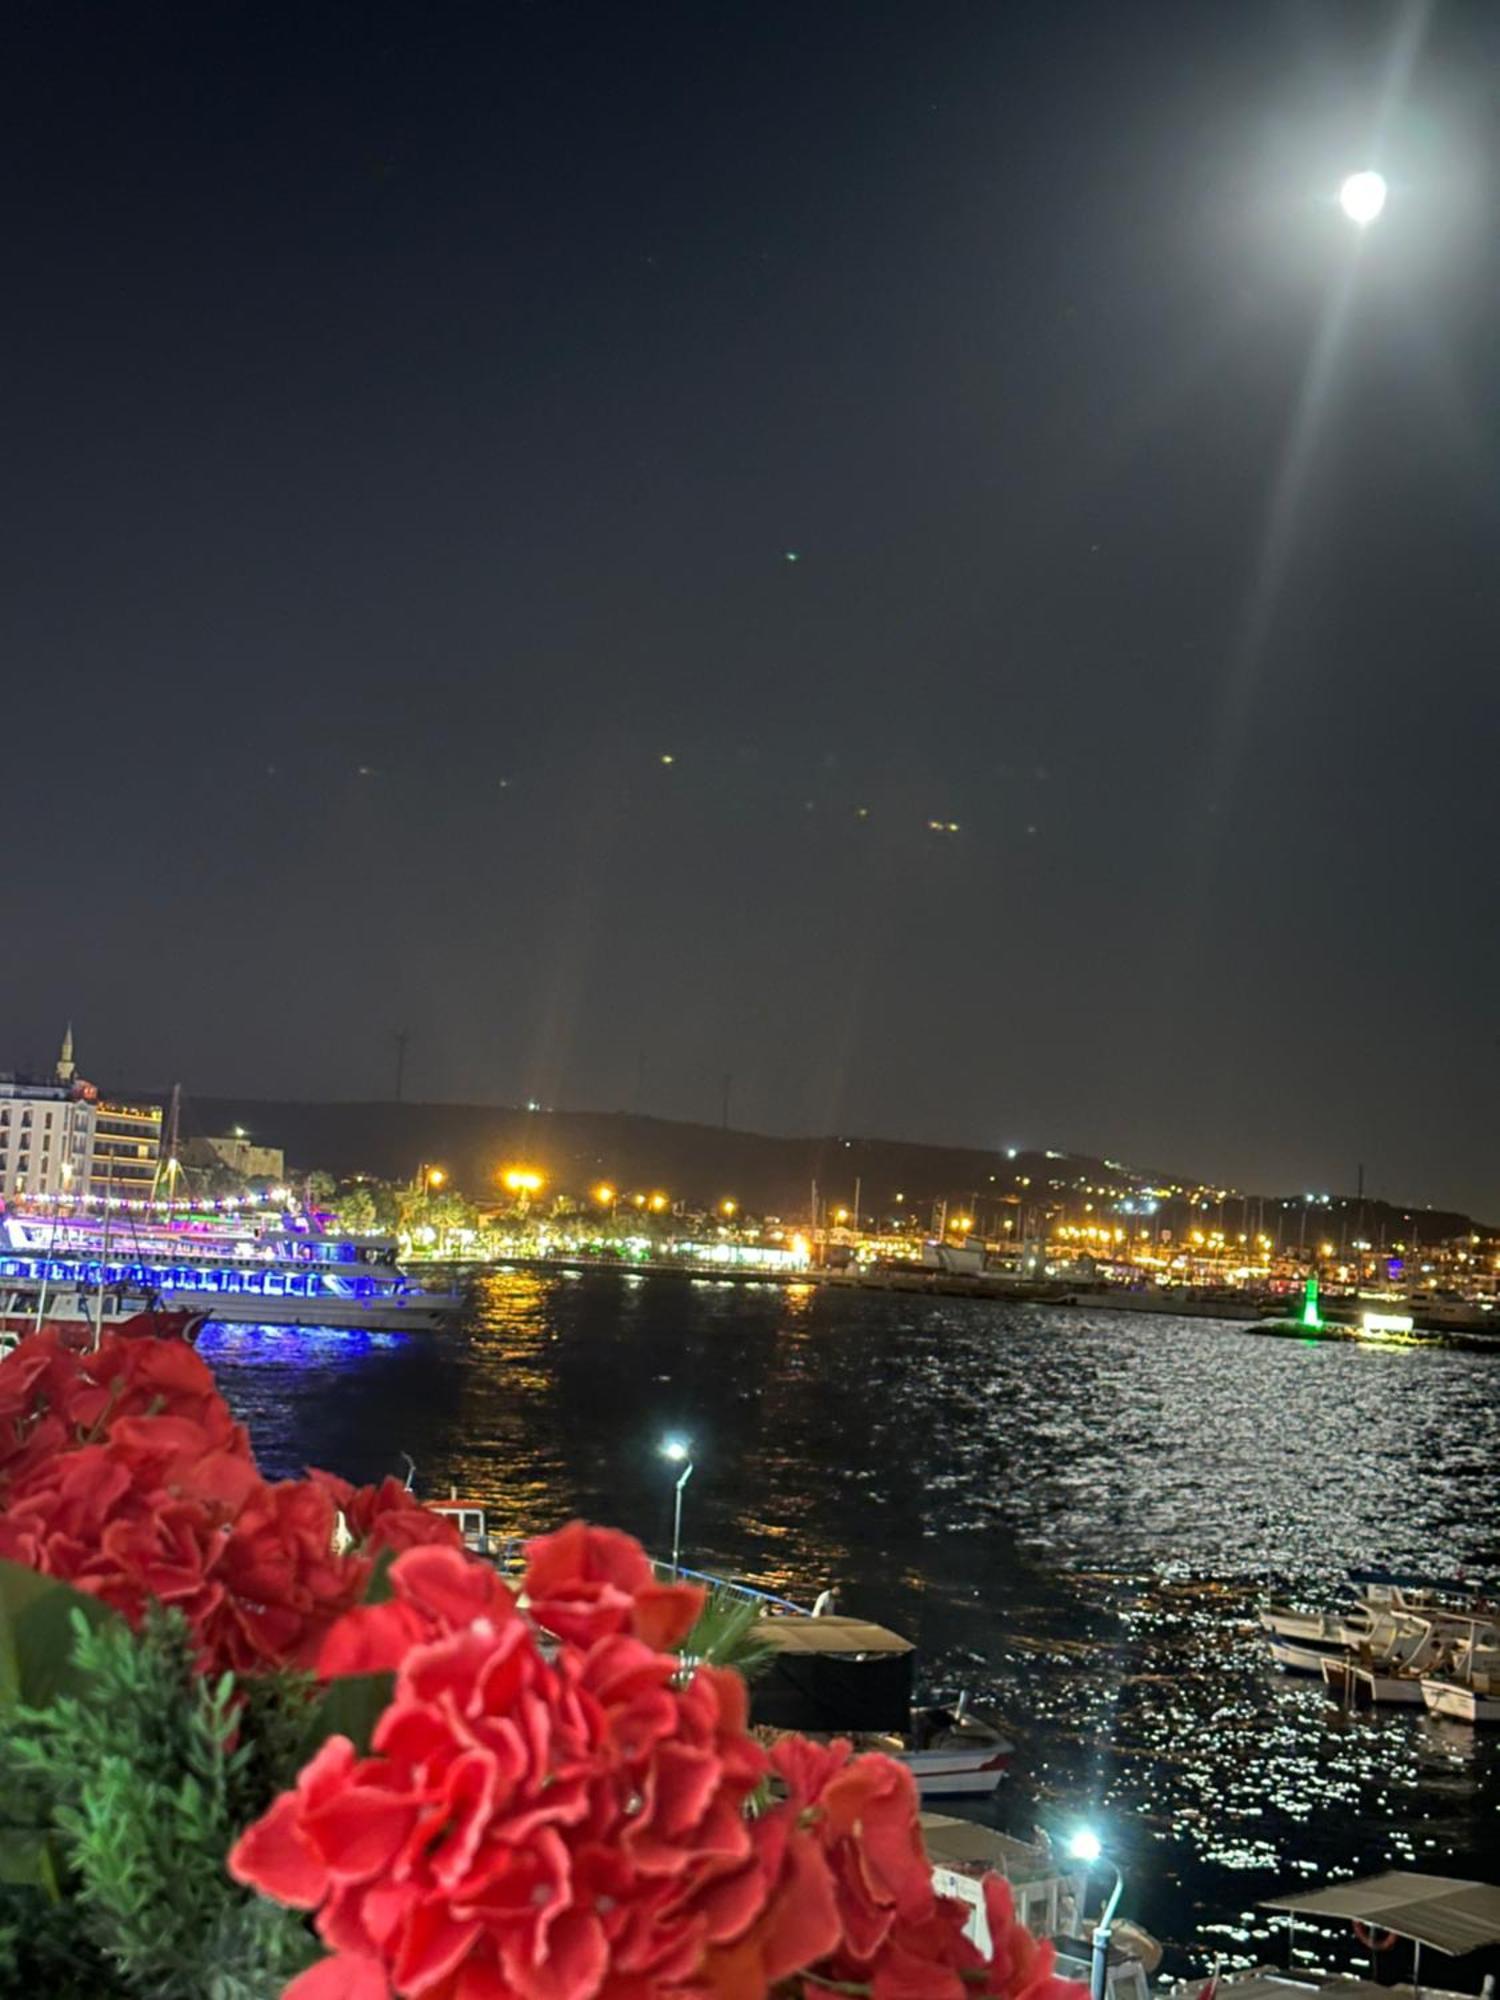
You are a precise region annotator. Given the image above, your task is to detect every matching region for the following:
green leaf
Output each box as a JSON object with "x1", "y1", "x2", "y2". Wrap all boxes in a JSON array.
[
  {"x1": 0, "y1": 1562, "x2": 122, "y2": 1709},
  {"x1": 307, "y1": 1673, "x2": 394, "y2": 1755},
  {"x1": 0, "y1": 1827, "x2": 53, "y2": 1889},
  {"x1": 364, "y1": 1546, "x2": 398, "y2": 1605}
]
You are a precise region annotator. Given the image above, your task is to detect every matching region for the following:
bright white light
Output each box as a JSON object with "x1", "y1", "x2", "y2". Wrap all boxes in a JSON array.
[
  {"x1": 1069, "y1": 1829, "x2": 1103, "y2": 1864},
  {"x1": 1339, "y1": 171, "x2": 1387, "y2": 226},
  {"x1": 661, "y1": 1437, "x2": 690, "y2": 1463}
]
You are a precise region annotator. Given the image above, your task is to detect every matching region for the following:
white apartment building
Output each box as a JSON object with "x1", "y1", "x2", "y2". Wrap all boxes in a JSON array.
[{"x1": 0, "y1": 1080, "x2": 97, "y2": 1200}]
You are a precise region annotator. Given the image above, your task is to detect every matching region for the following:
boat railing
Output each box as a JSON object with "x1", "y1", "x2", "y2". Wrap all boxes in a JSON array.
[{"x1": 664, "y1": 1564, "x2": 811, "y2": 1616}]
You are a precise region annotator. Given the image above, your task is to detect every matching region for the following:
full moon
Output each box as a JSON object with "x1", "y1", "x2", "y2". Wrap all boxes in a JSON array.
[{"x1": 1339, "y1": 170, "x2": 1388, "y2": 226}]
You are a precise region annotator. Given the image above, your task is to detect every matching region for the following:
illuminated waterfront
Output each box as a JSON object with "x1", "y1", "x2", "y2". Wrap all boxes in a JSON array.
[{"x1": 204, "y1": 1277, "x2": 1500, "y2": 1977}]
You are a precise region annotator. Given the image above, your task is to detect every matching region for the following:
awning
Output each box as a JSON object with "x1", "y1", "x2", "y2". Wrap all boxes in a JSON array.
[
  {"x1": 759, "y1": 1614, "x2": 914, "y2": 1656},
  {"x1": 1261, "y1": 1873, "x2": 1500, "y2": 1956}
]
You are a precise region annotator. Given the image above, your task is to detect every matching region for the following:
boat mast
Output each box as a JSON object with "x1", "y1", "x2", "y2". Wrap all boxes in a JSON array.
[
  {"x1": 151, "y1": 1082, "x2": 182, "y2": 1207},
  {"x1": 92, "y1": 1160, "x2": 116, "y2": 1349}
]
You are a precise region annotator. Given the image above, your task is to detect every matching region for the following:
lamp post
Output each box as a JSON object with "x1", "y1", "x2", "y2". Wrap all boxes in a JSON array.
[
  {"x1": 1068, "y1": 1829, "x2": 1123, "y2": 2000},
  {"x1": 661, "y1": 1438, "x2": 694, "y2": 1577}
]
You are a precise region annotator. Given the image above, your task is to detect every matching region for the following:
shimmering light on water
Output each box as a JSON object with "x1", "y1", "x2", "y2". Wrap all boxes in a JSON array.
[{"x1": 205, "y1": 1280, "x2": 1500, "y2": 1975}]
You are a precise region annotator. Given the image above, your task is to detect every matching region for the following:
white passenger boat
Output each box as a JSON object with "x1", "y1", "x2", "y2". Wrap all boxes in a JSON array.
[{"x1": 0, "y1": 1211, "x2": 462, "y2": 1331}]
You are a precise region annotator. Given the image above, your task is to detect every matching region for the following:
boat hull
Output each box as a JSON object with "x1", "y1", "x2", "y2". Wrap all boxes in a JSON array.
[
  {"x1": 0, "y1": 1306, "x2": 208, "y2": 1346},
  {"x1": 1268, "y1": 1637, "x2": 1343, "y2": 1675},
  {"x1": 191, "y1": 1294, "x2": 460, "y2": 1332},
  {"x1": 897, "y1": 1750, "x2": 1012, "y2": 1798},
  {"x1": 1421, "y1": 1678, "x2": 1500, "y2": 1724}
]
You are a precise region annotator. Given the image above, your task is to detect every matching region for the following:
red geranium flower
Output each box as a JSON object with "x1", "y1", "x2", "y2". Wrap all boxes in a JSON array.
[
  {"x1": 522, "y1": 1520, "x2": 704, "y2": 1652},
  {"x1": 231, "y1": 1542, "x2": 772, "y2": 2000},
  {"x1": 0, "y1": 1329, "x2": 251, "y2": 1496}
]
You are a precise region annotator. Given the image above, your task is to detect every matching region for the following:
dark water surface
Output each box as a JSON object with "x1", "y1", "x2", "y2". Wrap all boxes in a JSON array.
[{"x1": 202, "y1": 1276, "x2": 1500, "y2": 1978}]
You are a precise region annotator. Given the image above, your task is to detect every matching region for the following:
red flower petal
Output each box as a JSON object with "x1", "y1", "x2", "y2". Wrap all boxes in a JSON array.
[
  {"x1": 282, "y1": 1954, "x2": 391, "y2": 2000},
  {"x1": 228, "y1": 1792, "x2": 329, "y2": 1909}
]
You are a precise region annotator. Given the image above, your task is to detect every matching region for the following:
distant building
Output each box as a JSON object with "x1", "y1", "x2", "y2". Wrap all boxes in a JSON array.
[
  {"x1": 183, "y1": 1133, "x2": 285, "y2": 1184},
  {"x1": 91, "y1": 1098, "x2": 164, "y2": 1198},
  {"x1": 0, "y1": 1026, "x2": 98, "y2": 1200},
  {"x1": 0, "y1": 1028, "x2": 165, "y2": 1202},
  {"x1": 0, "y1": 1080, "x2": 97, "y2": 1200}
]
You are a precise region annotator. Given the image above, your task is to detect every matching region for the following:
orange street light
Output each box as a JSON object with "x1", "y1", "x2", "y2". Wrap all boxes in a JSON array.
[
  {"x1": 501, "y1": 1166, "x2": 544, "y2": 1196},
  {"x1": 720, "y1": 1198, "x2": 738, "y2": 1218},
  {"x1": 425, "y1": 1166, "x2": 447, "y2": 1192},
  {"x1": 593, "y1": 1183, "x2": 616, "y2": 1206},
  {"x1": 648, "y1": 1192, "x2": 669, "y2": 1214}
]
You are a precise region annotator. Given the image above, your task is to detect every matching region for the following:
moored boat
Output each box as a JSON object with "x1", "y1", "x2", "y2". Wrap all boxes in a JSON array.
[
  {"x1": 0, "y1": 1282, "x2": 208, "y2": 1348},
  {"x1": 0, "y1": 1211, "x2": 463, "y2": 1331},
  {"x1": 1420, "y1": 1675, "x2": 1500, "y2": 1724}
]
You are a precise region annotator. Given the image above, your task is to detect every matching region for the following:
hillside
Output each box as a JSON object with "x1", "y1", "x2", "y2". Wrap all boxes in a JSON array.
[{"x1": 185, "y1": 1096, "x2": 1133, "y2": 1223}]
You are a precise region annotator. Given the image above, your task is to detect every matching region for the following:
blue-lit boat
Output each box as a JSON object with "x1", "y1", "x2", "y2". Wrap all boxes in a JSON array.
[{"x1": 0, "y1": 1210, "x2": 462, "y2": 1332}]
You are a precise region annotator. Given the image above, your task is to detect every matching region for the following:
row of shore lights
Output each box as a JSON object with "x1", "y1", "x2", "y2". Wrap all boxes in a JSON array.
[{"x1": 424, "y1": 1164, "x2": 737, "y2": 1219}]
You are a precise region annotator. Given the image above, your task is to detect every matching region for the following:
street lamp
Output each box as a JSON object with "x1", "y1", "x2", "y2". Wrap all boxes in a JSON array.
[
  {"x1": 1067, "y1": 1828, "x2": 1123, "y2": 2000},
  {"x1": 661, "y1": 1437, "x2": 694, "y2": 1577}
]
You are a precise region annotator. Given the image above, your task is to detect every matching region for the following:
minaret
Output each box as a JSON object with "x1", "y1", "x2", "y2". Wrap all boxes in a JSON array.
[{"x1": 55, "y1": 1022, "x2": 76, "y2": 1085}]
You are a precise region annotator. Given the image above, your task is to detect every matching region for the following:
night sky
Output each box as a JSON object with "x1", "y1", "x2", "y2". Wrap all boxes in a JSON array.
[{"x1": 6, "y1": 2, "x2": 1499, "y2": 1213}]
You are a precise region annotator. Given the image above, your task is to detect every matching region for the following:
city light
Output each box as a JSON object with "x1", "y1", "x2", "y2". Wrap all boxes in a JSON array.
[
  {"x1": 501, "y1": 1167, "x2": 544, "y2": 1195},
  {"x1": 719, "y1": 1198, "x2": 737, "y2": 1217},
  {"x1": 1339, "y1": 169, "x2": 1387, "y2": 226},
  {"x1": 1068, "y1": 1828, "x2": 1102, "y2": 1864},
  {"x1": 661, "y1": 1436, "x2": 690, "y2": 1463},
  {"x1": 593, "y1": 1183, "x2": 616, "y2": 1205},
  {"x1": 951, "y1": 1214, "x2": 972, "y2": 1234},
  {"x1": 425, "y1": 1167, "x2": 446, "y2": 1191},
  {"x1": 648, "y1": 1192, "x2": 669, "y2": 1213}
]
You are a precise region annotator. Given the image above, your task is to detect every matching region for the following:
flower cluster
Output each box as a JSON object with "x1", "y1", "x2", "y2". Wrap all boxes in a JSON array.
[
  {"x1": 232, "y1": 1528, "x2": 1085, "y2": 2000},
  {"x1": 0, "y1": 1329, "x2": 459, "y2": 1675}
]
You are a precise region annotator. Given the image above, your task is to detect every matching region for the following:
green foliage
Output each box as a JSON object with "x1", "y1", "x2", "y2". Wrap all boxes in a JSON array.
[
  {"x1": 0, "y1": 1608, "x2": 320, "y2": 1999},
  {"x1": 0, "y1": 1557, "x2": 123, "y2": 1708},
  {"x1": 681, "y1": 1586, "x2": 776, "y2": 1682}
]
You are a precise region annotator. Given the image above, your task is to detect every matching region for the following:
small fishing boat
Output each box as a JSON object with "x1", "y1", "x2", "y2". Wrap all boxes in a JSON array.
[
  {"x1": 1269, "y1": 1636, "x2": 1347, "y2": 1675},
  {"x1": 749, "y1": 1609, "x2": 1013, "y2": 1797},
  {"x1": 1420, "y1": 1675, "x2": 1500, "y2": 1724}
]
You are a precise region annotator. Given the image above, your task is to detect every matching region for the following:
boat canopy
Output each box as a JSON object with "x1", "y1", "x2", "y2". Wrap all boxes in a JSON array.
[
  {"x1": 1261, "y1": 1873, "x2": 1500, "y2": 1956},
  {"x1": 749, "y1": 1613, "x2": 915, "y2": 1733}
]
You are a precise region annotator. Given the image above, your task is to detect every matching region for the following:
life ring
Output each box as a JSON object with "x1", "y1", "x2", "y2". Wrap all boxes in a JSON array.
[{"x1": 1353, "y1": 1922, "x2": 1398, "y2": 1953}]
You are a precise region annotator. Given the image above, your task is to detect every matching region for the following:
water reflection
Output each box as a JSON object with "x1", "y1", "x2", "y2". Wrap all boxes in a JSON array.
[{"x1": 206, "y1": 1282, "x2": 1500, "y2": 1972}]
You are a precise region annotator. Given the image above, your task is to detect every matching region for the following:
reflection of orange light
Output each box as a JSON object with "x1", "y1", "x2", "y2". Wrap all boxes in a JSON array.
[{"x1": 501, "y1": 1166, "x2": 544, "y2": 1195}]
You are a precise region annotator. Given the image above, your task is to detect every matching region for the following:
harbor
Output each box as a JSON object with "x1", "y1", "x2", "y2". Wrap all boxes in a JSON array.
[{"x1": 200, "y1": 1270, "x2": 1500, "y2": 1985}]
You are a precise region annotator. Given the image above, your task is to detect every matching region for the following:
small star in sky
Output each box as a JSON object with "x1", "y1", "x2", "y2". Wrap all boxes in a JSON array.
[
  {"x1": 784, "y1": 550, "x2": 799, "y2": 562},
  {"x1": 659, "y1": 753, "x2": 675, "y2": 766}
]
